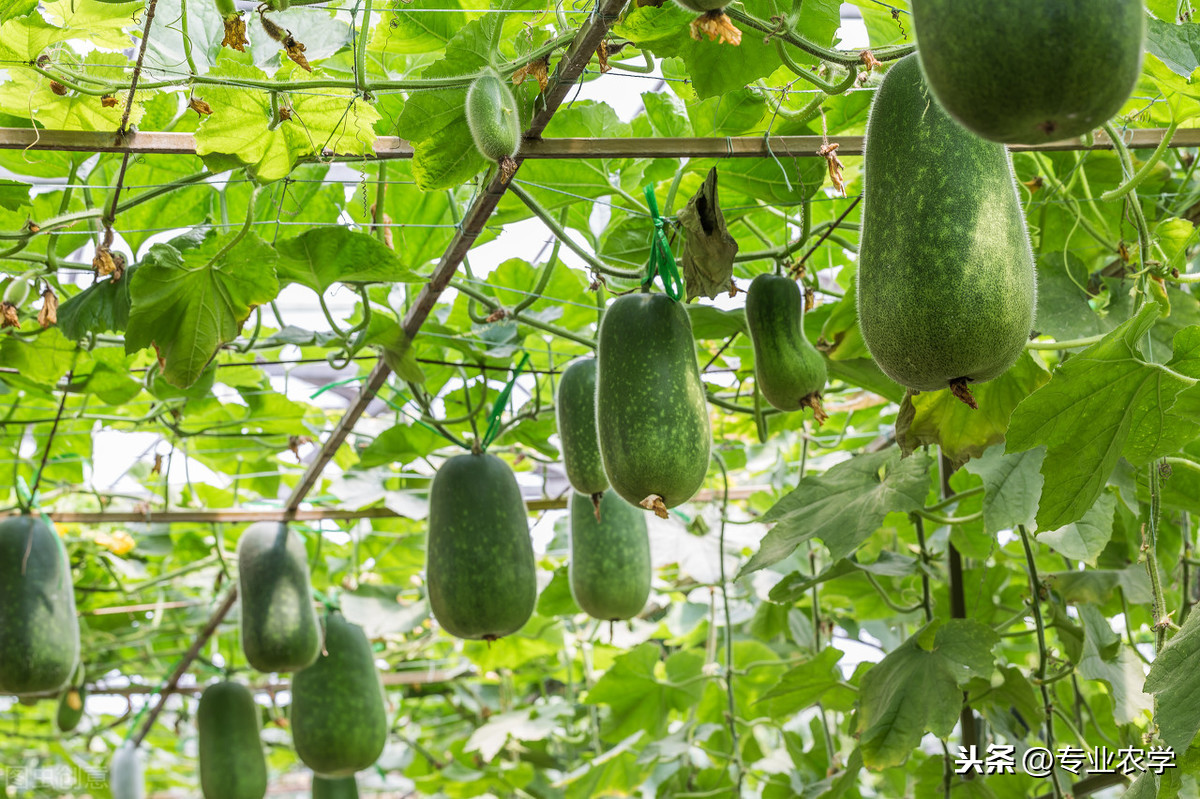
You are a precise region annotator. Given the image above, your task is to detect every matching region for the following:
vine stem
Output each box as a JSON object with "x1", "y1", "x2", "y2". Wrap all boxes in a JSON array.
[
  {"x1": 1026, "y1": 334, "x2": 1106, "y2": 351},
  {"x1": 1019, "y1": 525, "x2": 1066, "y2": 799},
  {"x1": 202, "y1": 185, "x2": 263, "y2": 271},
  {"x1": 1100, "y1": 121, "x2": 1179, "y2": 202},
  {"x1": 354, "y1": 0, "x2": 373, "y2": 95},
  {"x1": 712, "y1": 452, "x2": 742, "y2": 795},
  {"x1": 1146, "y1": 460, "x2": 1170, "y2": 651},
  {"x1": 449, "y1": 279, "x2": 596, "y2": 348},
  {"x1": 939, "y1": 451, "x2": 978, "y2": 762},
  {"x1": 508, "y1": 182, "x2": 642, "y2": 280},
  {"x1": 725, "y1": 8, "x2": 914, "y2": 66}
]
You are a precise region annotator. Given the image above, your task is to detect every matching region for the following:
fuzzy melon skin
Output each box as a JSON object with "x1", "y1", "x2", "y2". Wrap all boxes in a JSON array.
[
  {"x1": 109, "y1": 743, "x2": 145, "y2": 799},
  {"x1": 291, "y1": 613, "x2": 388, "y2": 777},
  {"x1": 857, "y1": 55, "x2": 1036, "y2": 393},
  {"x1": 198, "y1": 681, "x2": 268, "y2": 799},
  {"x1": 912, "y1": 0, "x2": 1145, "y2": 144},
  {"x1": 596, "y1": 293, "x2": 711, "y2": 509},
  {"x1": 425, "y1": 453, "x2": 536, "y2": 640},
  {"x1": 465, "y1": 69, "x2": 521, "y2": 162},
  {"x1": 569, "y1": 491, "x2": 651, "y2": 622},
  {"x1": 556, "y1": 358, "x2": 609, "y2": 497},
  {"x1": 745, "y1": 274, "x2": 827, "y2": 411},
  {"x1": 0, "y1": 515, "x2": 80, "y2": 696},
  {"x1": 237, "y1": 522, "x2": 322, "y2": 673},
  {"x1": 313, "y1": 775, "x2": 360, "y2": 799}
]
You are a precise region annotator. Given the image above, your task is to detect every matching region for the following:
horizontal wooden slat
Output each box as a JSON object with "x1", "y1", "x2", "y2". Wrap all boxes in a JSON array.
[{"x1": 0, "y1": 127, "x2": 1193, "y2": 160}]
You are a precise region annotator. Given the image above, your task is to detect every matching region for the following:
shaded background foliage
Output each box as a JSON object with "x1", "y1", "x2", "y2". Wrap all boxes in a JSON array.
[{"x1": 2, "y1": 0, "x2": 1200, "y2": 797}]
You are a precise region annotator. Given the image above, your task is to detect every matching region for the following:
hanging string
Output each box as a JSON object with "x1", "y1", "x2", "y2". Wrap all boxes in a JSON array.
[{"x1": 641, "y1": 185, "x2": 683, "y2": 301}]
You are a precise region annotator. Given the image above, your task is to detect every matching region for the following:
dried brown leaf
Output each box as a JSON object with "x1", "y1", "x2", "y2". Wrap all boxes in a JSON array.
[
  {"x1": 101, "y1": 95, "x2": 118, "y2": 108},
  {"x1": 189, "y1": 97, "x2": 213, "y2": 116},
  {"x1": 223, "y1": 14, "x2": 249, "y2": 51},
  {"x1": 0, "y1": 301, "x2": 18, "y2": 329},
  {"x1": 284, "y1": 35, "x2": 311, "y2": 72},
  {"x1": 37, "y1": 288, "x2": 57, "y2": 329},
  {"x1": 49, "y1": 81, "x2": 68, "y2": 96},
  {"x1": 93, "y1": 246, "x2": 117, "y2": 277}
]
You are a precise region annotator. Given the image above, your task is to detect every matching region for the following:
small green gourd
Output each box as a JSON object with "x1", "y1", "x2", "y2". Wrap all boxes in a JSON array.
[
  {"x1": 745, "y1": 273, "x2": 828, "y2": 422},
  {"x1": 465, "y1": 69, "x2": 521, "y2": 163}
]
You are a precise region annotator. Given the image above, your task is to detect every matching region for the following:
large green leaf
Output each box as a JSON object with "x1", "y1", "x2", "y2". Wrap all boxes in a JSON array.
[
  {"x1": 740, "y1": 450, "x2": 932, "y2": 574},
  {"x1": 898, "y1": 352, "x2": 1050, "y2": 467},
  {"x1": 857, "y1": 620, "x2": 999, "y2": 769},
  {"x1": 275, "y1": 227, "x2": 425, "y2": 292},
  {"x1": 1007, "y1": 306, "x2": 1200, "y2": 529},
  {"x1": 125, "y1": 235, "x2": 280, "y2": 388},
  {"x1": 195, "y1": 61, "x2": 379, "y2": 183},
  {"x1": 1145, "y1": 609, "x2": 1200, "y2": 751},
  {"x1": 583, "y1": 643, "x2": 705, "y2": 743}
]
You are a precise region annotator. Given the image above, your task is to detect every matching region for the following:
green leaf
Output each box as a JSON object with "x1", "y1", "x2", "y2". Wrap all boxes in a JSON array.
[
  {"x1": 1145, "y1": 17, "x2": 1200, "y2": 77},
  {"x1": 1144, "y1": 607, "x2": 1200, "y2": 751},
  {"x1": 1077, "y1": 605, "x2": 1153, "y2": 725},
  {"x1": 275, "y1": 228, "x2": 425, "y2": 292},
  {"x1": 1037, "y1": 490, "x2": 1116, "y2": 563},
  {"x1": 962, "y1": 445, "x2": 1044, "y2": 534},
  {"x1": 740, "y1": 450, "x2": 932, "y2": 574},
  {"x1": 194, "y1": 61, "x2": 379, "y2": 183},
  {"x1": 56, "y1": 270, "x2": 135, "y2": 340},
  {"x1": 898, "y1": 352, "x2": 1051, "y2": 467},
  {"x1": 760, "y1": 647, "x2": 855, "y2": 717},
  {"x1": 0, "y1": 179, "x2": 30, "y2": 210},
  {"x1": 857, "y1": 620, "x2": 999, "y2": 769},
  {"x1": 1045, "y1": 566, "x2": 1152, "y2": 605},
  {"x1": 357, "y1": 421, "x2": 443, "y2": 469},
  {"x1": 1007, "y1": 306, "x2": 1200, "y2": 529},
  {"x1": 583, "y1": 643, "x2": 704, "y2": 743},
  {"x1": 393, "y1": 15, "x2": 503, "y2": 190},
  {"x1": 125, "y1": 235, "x2": 280, "y2": 388}
]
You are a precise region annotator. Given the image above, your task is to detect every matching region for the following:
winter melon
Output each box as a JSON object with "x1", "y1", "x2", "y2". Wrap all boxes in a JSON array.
[
  {"x1": 237, "y1": 522, "x2": 322, "y2": 672},
  {"x1": 197, "y1": 681, "x2": 268, "y2": 799},
  {"x1": 569, "y1": 490, "x2": 651, "y2": 621},
  {"x1": 291, "y1": 613, "x2": 388, "y2": 777},
  {"x1": 466, "y1": 69, "x2": 521, "y2": 162},
  {"x1": 0, "y1": 515, "x2": 80, "y2": 695},
  {"x1": 857, "y1": 55, "x2": 1036, "y2": 405},
  {"x1": 911, "y1": 0, "x2": 1145, "y2": 144},
  {"x1": 556, "y1": 358, "x2": 608, "y2": 500},
  {"x1": 426, "y1": 452, "x2": 536, "y2": 640},
  {"x1": 596, "y1": 293, "x2": 711, "y2": 511},
  {"x1": 745, "y1": 273, "x2": 827, "y2": 419}
]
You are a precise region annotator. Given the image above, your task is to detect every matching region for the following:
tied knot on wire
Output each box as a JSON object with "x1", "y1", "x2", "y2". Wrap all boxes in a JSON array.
[{"x1": 641, "y1": 185, "x2": 683, "y2": 301}]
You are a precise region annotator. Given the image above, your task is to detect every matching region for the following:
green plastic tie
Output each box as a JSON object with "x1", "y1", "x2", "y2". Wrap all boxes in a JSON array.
[
  {"x1": 480, "y1": 353, "x2": 531, "y2": 451},
  {"x1": 312, "y1": 586, "x2": 340, "y2": 614},
  {"x1": 641, "y1": 185, "x2": 683, "y2": 301}
]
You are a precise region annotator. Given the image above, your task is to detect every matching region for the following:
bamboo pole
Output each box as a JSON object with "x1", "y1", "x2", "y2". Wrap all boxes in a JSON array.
[{"x1": 0, "y1": 127, "x2": 1192, "y2": 160}]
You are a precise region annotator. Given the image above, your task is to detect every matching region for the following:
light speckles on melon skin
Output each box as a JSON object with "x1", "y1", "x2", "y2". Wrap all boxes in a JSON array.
[
  {"x1": 911, "y1": 0, "x2": 1144, "y2": 145},
  {"x1": 596, "y1": 293, "x2": 712, "y2": 510},
  {"x1": 425, "y1": 453, "x2": 536, "y2": 640},
  {"x1": 569, "y1": 490, "x2": 651, "y2": 621},
  {"x1": 291, "y1": 614, "x2": 388, "y2": 777},
  {"x1": 198, "y1": 681, "x2": 268, "y2": 799},
  {"x1": 0, "y1": 516, "x2": 80, "y2": 696},
  {"x1": 237, "y1": 521, "x2": 322, "y2": 673},
  {"x1": 857, "y1": 55, "x2": 1036, "y2": 393},
  {"x1": 556, "y1": 358, "x2": 609, "y2": 496}
]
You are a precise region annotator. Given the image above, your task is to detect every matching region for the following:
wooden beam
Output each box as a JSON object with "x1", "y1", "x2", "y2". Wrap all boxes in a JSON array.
[
  {"x1": 282, "y1": 0, "x2": 631, "y2": 514},
  {"x1": 0, "y1": 126, "x2": 1193, "y2": 160}
]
